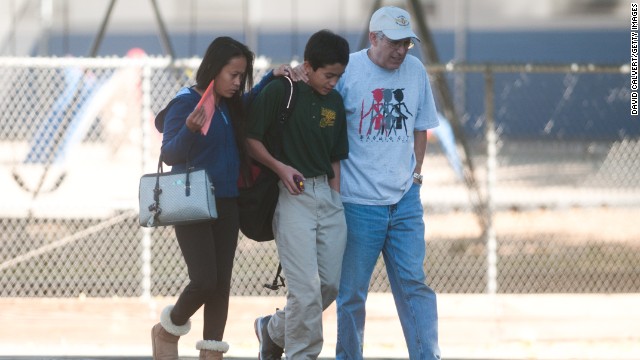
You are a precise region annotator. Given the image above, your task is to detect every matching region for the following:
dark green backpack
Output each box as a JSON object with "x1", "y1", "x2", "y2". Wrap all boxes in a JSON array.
[{"x1": 238, "y1": 76, "x2": 298, "y2": 242}]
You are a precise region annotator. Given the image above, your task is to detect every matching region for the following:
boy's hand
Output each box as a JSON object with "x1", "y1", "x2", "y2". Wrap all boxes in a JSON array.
[
  {"x1": 293, "y1": 175, "x2": 305, "y2": 192},
  {"x1": 275, "y1": 164, "x2": 305, "y2": 195}
]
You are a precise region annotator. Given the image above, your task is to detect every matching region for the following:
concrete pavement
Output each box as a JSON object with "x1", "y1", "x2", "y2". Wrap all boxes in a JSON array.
[{"x1": 0, "y1": 294, "x2": 638, "y2": 359}]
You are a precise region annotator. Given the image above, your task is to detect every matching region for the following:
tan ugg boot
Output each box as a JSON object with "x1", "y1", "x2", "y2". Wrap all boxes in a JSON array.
[
  {"x1": 196, "y1": 339, "x2": 229, "y2": 360},
  {"x1": 151, "y1": 305, "x2": 191, "y2": 360}
]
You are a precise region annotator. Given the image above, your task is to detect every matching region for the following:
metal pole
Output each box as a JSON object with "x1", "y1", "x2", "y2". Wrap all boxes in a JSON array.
[
  {"x1": 141, "y1": 64, "x2": 153, "y2": 299},
  {"x1": 454, "y1": 0, "x2": 468, "y2": 114},
  {"x1": 484, "y1": 68, "x2": 497, "y2": 294},
  {"x1": 88, "y1": 0, "x2": 117, "y2": 57},
  {"x1": 406, "y1": 0, "x2": 489, "y2": 231},
  {"x1": 149, "y1": 0, "x2": 176, "y2": 59}
]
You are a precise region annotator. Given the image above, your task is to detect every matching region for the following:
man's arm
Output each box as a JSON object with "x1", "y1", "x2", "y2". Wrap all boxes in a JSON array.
[
  {"x1": 247, "y1": 138, "x2": 303, "y2": 195},
  {"x1": 413, "y1": 130, "x2": 427, "y2": 177},
  {"x1": 329, "y1": 161, "x2": 340, "y2": 193}
]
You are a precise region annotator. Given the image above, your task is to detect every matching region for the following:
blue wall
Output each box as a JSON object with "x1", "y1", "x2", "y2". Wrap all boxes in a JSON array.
[
  {"x1": 47, "y1": 29, "x2": 628, "y2": 64},
  {"x1": 45, "y1": 29, "x2": 635, "y2": 140}
]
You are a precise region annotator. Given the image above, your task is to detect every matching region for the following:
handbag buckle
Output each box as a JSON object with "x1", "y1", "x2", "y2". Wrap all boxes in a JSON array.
[{"x1": 147, "y1": 203, "x2": 162, "y2": 227}]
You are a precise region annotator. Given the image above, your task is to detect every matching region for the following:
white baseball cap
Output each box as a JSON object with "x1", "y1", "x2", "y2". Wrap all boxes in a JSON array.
[{"x1": 369, "y1": 6, "x2": 420, "y2": 41}]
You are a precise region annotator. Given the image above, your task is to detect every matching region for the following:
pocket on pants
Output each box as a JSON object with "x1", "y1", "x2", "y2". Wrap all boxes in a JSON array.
[{"x1": 330, "y1": 188, "x2": 344, "y2": 210}]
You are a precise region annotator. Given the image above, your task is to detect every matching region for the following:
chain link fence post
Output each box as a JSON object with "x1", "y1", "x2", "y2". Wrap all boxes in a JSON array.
[
  {"x1": 141, "y1": 62, "x2": 153, "y2": 299},
  {"x1": 484, "y1": 67, "x2": 497, "y2": 294}
]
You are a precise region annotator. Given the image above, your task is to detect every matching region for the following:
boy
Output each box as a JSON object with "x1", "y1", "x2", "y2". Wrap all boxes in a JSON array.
[{"x1": 246, "y1": 29, "x2": 350, "y2": 360}]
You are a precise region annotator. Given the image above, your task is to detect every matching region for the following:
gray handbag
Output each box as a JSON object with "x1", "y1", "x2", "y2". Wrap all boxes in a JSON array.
[{"x1": 138, "y1": 155, "x2": 217, "y2": 227}]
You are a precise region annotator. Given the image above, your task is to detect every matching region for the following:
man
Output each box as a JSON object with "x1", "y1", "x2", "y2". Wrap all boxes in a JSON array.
[
  {"x1": 334, "y1": 6, "x2": 441, "y2": 360},
  {"x1": 247, "y1": 30, "x2": 350, "y2": 360}
]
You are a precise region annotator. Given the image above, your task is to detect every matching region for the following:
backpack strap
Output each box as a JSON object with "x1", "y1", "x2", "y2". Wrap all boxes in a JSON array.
[
  {"x1": 263, "y1": 263, "x2": 285, "y2": 291},
  {"x1": 270, "y1": 75, "x2": 298, "y2": 161},
  {"x1": 278, "y1": 75, "x2": 297, "y2": 124}
]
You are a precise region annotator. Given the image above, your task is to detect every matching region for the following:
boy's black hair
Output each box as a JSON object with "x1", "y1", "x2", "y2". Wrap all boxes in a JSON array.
[{"x1": 304, "y1": 30, "x2": 350, "y2": 71}]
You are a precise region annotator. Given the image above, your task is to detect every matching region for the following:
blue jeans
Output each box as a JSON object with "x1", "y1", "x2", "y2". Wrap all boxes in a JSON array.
[{"x1": 336, "y1": 184, "x2": 440, "y2": 360}]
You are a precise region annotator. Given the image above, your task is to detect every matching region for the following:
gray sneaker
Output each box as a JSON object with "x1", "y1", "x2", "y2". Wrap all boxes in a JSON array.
[{"x1": 254, "y1": 315, "x2": 284, "y2": 360}]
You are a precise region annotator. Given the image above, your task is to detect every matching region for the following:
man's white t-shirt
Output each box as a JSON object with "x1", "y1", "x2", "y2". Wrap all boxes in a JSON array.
[{"x1": 336, "y1": 49, "x2": 439, "y2": 205}]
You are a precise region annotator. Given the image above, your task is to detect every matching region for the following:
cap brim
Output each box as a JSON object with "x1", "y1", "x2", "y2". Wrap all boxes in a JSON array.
[{"x1": 382, "y1": 29, "x2": 420, "y2": 42}]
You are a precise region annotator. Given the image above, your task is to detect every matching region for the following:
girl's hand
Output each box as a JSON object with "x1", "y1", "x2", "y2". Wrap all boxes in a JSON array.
[
  {"x1": 274, "y1": 63, "x2": 308, "y2": 82},
  {"x1": 290, "y1": 64, "x2": 308, "y2": 83},
  {"x1": 185, "y1": 106, "x2": 206, "y2": 133}
]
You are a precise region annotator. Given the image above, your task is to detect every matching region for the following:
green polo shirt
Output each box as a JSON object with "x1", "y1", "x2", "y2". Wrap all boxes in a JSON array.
[{"x1": 247, "y1": 79, "x2": 348, "y2": 179}]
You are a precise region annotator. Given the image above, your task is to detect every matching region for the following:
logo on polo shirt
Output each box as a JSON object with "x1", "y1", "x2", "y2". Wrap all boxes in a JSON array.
[{"x1": 319, "y1": 107, "x2": 336, "y2": 128}]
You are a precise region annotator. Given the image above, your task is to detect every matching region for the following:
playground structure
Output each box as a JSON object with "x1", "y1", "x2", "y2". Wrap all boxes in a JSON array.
[{"x1": 2, "y1": 49, "x2": 160, "y2": 219}]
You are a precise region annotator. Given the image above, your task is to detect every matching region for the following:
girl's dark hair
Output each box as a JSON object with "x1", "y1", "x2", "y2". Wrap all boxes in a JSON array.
[
  {"x1": 196, "y1": 37, "x2": 255, "y2": 184},
  {"x1": 304, "y1": 30, "x2": 350, "y2": 71}
]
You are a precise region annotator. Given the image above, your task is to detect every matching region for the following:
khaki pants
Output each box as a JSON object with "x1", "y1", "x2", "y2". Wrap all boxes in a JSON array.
[{"x1": 268, "y1": 175, "x2": 347, "y2": 359}]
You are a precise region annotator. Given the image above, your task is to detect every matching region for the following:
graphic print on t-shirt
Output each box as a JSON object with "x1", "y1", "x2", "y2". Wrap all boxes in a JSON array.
[{"x1": 358, "y1": 87, "x2": 412, "y2": 143}]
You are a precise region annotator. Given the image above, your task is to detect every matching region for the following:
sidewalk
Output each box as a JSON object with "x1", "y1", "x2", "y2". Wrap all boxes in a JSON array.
[{"x1": 1, "y1": 294, "x2": 638, "y2": 359}]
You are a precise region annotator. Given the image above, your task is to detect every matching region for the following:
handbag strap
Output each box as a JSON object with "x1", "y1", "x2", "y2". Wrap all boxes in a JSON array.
[
  {"x1": 146, "y1": 155, "x2": 164, "y2": 227},
  {"x1": 148, "y1": 151, "x2": 193, "y2": 226}
]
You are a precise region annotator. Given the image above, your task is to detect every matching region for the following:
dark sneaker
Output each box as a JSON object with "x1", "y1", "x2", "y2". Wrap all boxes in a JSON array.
[{"x1": 254, "y1": 315, "x2": 284, "y2": 360}]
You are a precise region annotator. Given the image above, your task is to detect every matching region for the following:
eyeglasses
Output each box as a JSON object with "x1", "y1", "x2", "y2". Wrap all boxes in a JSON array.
[{"x1": 382, "y1": 36, "x2": 414, "y2": 50}]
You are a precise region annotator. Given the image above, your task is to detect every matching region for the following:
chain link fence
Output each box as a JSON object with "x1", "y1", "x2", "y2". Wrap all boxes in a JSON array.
[
  {"x1": 0, "y1": 56, "x2": 637, "y2": 297},
  {"x1": 422, "y1": 63, "x2": 639, "y2": 294}
]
